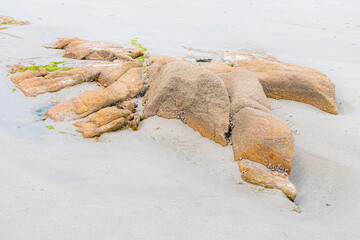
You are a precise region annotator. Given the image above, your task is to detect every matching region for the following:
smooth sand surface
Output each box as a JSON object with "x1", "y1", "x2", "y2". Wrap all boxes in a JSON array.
[{"x1": 0, "y1": 0, "x2": 359, "y2": 239}]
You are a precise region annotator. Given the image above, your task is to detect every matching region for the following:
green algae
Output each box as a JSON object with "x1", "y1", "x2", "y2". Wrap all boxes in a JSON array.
[
  {"x1": 131, "y1": 37, "x2": 148, "y2": 53},
  {"x1": 131, "y1": 38, "x2": 148, "y2": 66},
  {"x1": 10, "y1": 61, "x2": 74, "y2": 75}
]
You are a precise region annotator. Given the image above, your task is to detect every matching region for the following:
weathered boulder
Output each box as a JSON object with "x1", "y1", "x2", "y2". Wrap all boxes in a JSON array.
[
  {"x1": 145, "y1": 55, "x2": 189, "y2": 85},
  {"x1": 217, "y1": 70, "x2": 271, "y2": 114},
  {"x1": 50, "y1": 38, "x2": 143, "y2": 61},
  {"x1": 46, "y1": 67, "x2": 145, "y2": 121},
  {"x1": 217, "y1": 70, "x2": 296, "y2": 200},
  {"x1": 232, "y1": 107, "x2": 294, "y2": 173},
  {"x1": 74, "y1": 101, "x2": 140, "y2": 138},
  {"x1": 143, "y1": 62, "x2": 230, "y2": 146},
  {"x1": 221, "y1": 50, "x2": 338, "y2": 114}
]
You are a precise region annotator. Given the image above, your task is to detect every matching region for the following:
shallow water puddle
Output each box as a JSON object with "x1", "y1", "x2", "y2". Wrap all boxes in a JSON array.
[{"x1": 34, "y1": 103, "x2": 57, "y2": 120}]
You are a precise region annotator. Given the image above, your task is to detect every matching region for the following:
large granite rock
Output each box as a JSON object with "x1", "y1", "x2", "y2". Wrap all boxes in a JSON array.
[
  {"x1": 143, "y1": 62, "x2": 230, "y2": 146},
  {"x1": 217, "y1": 70, "x2": 296, "y2": 200}
]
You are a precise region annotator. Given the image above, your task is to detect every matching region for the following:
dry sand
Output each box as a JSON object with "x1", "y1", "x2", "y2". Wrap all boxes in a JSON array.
[{"x1": 0, "y1": 0, "x2": 359, "y2": 239}]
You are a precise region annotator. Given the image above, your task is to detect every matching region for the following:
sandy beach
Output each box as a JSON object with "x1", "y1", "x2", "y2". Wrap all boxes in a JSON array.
[{"x1": 1, "y1": 0, "x2": 359, "y2": 239}]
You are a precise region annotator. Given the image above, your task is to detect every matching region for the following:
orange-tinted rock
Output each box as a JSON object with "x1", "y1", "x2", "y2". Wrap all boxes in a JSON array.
[
  {"x1": 221, "y1": 50, "x2": 338, "y2": 114},
  {"x1": 14, "y1": 68, "x2": 95, "y2": 97},
  {"x1": 143, "y1": 62, "x2": 230, "y2": 146},
  {"x1": 232, "y1": 107, "x2": 294, "y2": 173},
  {"x1": 74, "y1": 101, "x2": 140, "y2": 138},
  {"x1": 146, "y1": 55, "x2": 183, "y2": 66},
  {"x1": 217, "y1": 70, "x2": 296, "y2": 199},
  {"x1": 0, "y1": 16, "x2": 30, "y2": 26},
  {"x1": 50, "y1": 38, "x2": 143, "y2": 61},
  {"x1": 10, "y1": 61, "x2": 142, "y2": 97},
  {"x1": 46, "y1": 67, "x2": 145, "y2": 121},
  {"x1": 239, "y1": 160, "x2": 297, "y2": 201},
  {"x1": 7, "y1": 65, "x2": 26, "y2": 73},
  {"x1": 200, "y1": 60, "x2": 236, "y2": 74},
  {"x1": 10, "y1": 70, "x2": 41, "y2": 85},
  {"x1": 217, "y1": 70, "x2": 271, "y2": 114},
  {"x1": 94, "y1": 61, "x2": 142, "y2": 86}
]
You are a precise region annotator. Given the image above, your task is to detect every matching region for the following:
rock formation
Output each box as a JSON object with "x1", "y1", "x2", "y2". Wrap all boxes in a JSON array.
[
  {"x1": 0, "y1": 16, "x2": 29, "y2": 30},
  {"x1": 239, "y1": 160, "x2": 297, "y2": 201},
  {"x1": 10, "y1": 61, "x2": 141, "y2": 97},
  {"x1": 199, "y1": 49, "x2": 337, "y2": 114},
  {"x1": 74, "y1": 101, "x2": 140, "y2": 138},
  {"x1": 49, "y1": 38, "x2": 144, "y2": 61},
  {"x1": 220, "y1": 70, "x2": 296, "y2": 200},
  {"x1": 9, "y1": 40, "x2": 340, "y2": 201},
  {"x1": 45, "y1": 67, "x2": 145, "y2": 121},
  {"x1": 143, "y1": 62, "x2": 230, "y2": 146}
]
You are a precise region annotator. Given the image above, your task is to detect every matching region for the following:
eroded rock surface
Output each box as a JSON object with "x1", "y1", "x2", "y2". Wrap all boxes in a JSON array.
[
  {"x1": 143, "y1": 62, "x2": 230, "y2": 146},
  {"x1": 74, "y1": 101, "x2": 140, "y2": 138},
  {"x1": 46, "y1": 67, "x2": 145, "y2": 121},
  {"x1": 189, "y1": 48, "x2": 337, "y2": 114},
  {"x1": 239, "y1": 160, "x2": 297, "y2": 201},
  {"x1": 222, "y1": 50, "x2": 338, "y2": 114},
  {"x1": 0, "y1": 16, "x2": 29, "y2": 29},
  {"x1": 217, "y1": 70, "x2": 296, "y2": 200},
  {"x1": 10, "y1": 61, "x2": 141, "y2": 97},
  {"x1": 50, "y1": 38, "x2": 144, "y2": 61}
]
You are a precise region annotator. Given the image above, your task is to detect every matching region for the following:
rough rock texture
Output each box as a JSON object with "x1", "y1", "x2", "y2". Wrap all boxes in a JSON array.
[
  {"x1": 6, "y1": 64, "x2": 26, "y2": 73},
  {"x1": 218, "y1": 70, "x2": 271, "y2": 114},
  {"x1": 217, "y1": 70, "x2": 296, "y2": 200},
  {"x1": 50, "y1": 38, "x2": 144, "y2": 61},
  {"x1": 10, "y1": 70, "x2": 41, "y2": 85},
  {"x1": 46, "y1": 67, "x2": 145, "y2": 121},
  {"x1": 0, "y1": 16, "x2": 30, "y2": 29},
  {"x1": 232, "y1": 107, "x2": 294, "y2": 173},
  {"x1": 221, "y1": 50, "x2": 338, "y2": 114},
  {"x1": 146, "y1": 55, "x2": 183, "y2": 66},
  {"x1": 143, "y1": 55, "x2": 188, "y2": 88},
  {"x1": 10, "y1": 61, "x2": 141, "y2": 97},
  {"x1": 89, "y1": 61, "x2": 142, "y2": 86},
  {"x1": 200, "y1": 60, "x2": 236, "y2": 74},
  {"x1": 74, "y1": 101, "x2": 140, "y2": 138},
  {"x1": 143, "y1": 62, "x2": 230, "y2": 146},
  {"x1": 239, "y1": 160, "x2": 297, "y2": 201}
]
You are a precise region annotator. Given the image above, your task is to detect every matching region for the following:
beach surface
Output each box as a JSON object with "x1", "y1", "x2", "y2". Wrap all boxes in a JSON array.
[{"x1": 0, "y1": 0, "x2": 359, "y2": 239}]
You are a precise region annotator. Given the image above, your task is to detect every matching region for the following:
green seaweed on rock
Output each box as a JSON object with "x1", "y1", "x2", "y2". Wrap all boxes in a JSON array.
[
  {"x1": 131, "y1": 38, "x2": 148, "y2": 66},
  {"x1": 10, "y1": 61, "x2": 74, "y2": 74}
]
